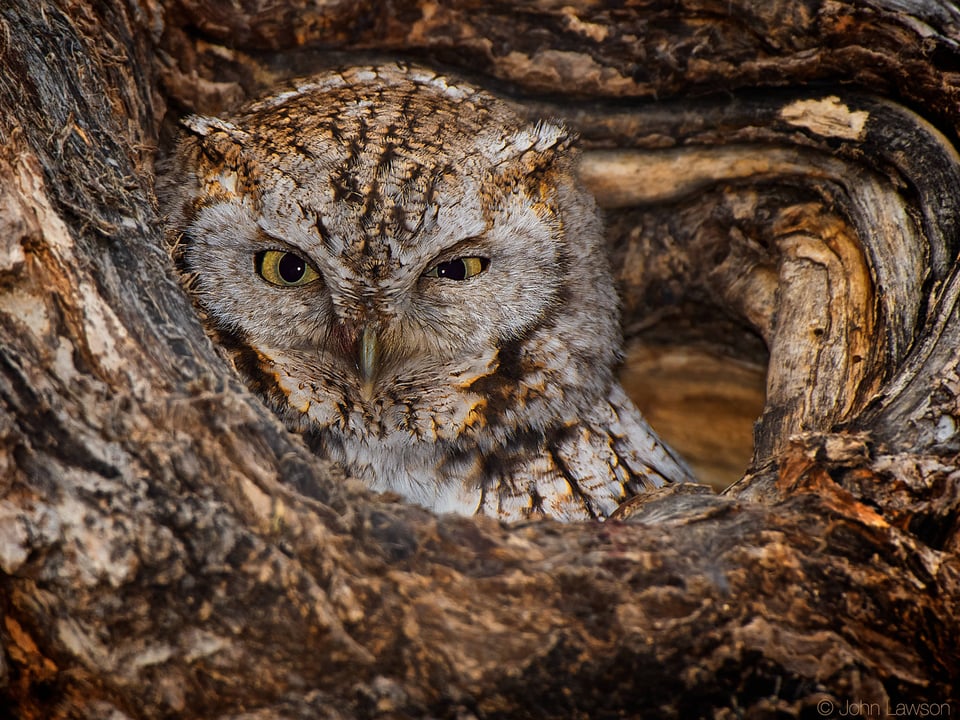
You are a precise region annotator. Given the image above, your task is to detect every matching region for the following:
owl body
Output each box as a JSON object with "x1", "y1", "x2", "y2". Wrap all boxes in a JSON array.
[{"x1": 160, "y1": 64, "x2": 692, "y2": 520}]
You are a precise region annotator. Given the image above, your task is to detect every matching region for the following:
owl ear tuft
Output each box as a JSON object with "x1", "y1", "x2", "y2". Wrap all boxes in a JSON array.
[
  {"x1": 525, "y1": 120, "x2": 574, "y2": 154},
  {"x1": 487, "y1": 120, "x2": 575, "y2": 174},
  {"x1": 486, "y1": 120, "x2": 575, "y2": 191},
  {"x1": 180, "y1": 114, "x2": 249, "y2": 142},
  {"x1": 178, "y1": 114, "x2": 252, "y2": 174},
  {"x1": 498, "y1": 120, "x2": 573, "y2": 160}
]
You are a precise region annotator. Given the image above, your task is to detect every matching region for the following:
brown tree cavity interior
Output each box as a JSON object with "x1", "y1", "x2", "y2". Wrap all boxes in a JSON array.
[{"x1": 0, "y1": 1, "x2": 958, "y2": 718}]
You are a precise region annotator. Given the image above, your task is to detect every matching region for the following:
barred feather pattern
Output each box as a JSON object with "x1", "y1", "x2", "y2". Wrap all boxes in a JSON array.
[{"x1": 158, "y1": 63, "x2": 693, "y2": 521}]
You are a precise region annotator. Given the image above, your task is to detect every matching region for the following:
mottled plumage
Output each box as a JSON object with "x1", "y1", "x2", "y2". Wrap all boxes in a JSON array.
[{"x1": 159, "y1": 64, "x2": 692, "y2": 520}]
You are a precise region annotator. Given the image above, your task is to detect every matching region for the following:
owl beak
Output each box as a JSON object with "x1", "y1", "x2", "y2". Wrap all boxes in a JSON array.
[{"x1": 358, "y1": 323, "x2": 379, "y2": 400}]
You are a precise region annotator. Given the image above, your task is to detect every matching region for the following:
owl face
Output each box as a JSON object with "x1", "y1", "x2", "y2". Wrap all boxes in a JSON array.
[
  {"x1": 183, "y1": 148, "x2": 568, "y2": 426},
  {"x1": 162, "y1": 65, "x2": 623, "y2": 506}
]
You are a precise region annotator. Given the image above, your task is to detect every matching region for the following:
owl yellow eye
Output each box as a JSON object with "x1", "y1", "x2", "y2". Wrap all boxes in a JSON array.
[
  {"x1": 424, "y1": 257, "x2": 489, "y2": 281},
  {"x1": 255, "y1": 250, "x2": 320, "y2": 287}
]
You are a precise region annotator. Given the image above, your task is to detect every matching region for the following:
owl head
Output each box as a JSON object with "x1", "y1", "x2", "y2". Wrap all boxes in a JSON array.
[{"x1": 159, "y1": 64, "x2": 624, "y2": 507}]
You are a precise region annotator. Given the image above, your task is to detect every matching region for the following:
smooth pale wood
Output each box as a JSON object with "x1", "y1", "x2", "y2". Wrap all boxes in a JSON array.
[{"x1": 620, "y1": 344, "x2": 766, "y2": 491}]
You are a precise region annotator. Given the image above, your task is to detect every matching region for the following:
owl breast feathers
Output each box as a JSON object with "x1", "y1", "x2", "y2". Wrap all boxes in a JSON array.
[{"x1": 159, "y1": 63, "x2": 692, "y2": 520}]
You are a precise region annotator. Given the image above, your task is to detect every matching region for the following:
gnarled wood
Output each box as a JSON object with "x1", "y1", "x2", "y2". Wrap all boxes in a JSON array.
[{"x1": 1, "y1": 1, "x2": 959, "y2": 718}]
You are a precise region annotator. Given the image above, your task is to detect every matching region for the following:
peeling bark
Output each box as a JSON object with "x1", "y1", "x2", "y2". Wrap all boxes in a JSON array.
[{"x1": 1, "y1": 1, "x2": 959, "y2": 718}]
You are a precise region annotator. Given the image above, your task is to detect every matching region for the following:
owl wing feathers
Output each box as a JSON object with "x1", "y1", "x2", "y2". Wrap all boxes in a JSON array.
[
  {"x1": 599, "y1": 381, "x2": 695, "y2": 494},
  {"x1": 477, "y1": 381, "x2": 693, "y2": 522},
  {"x1": 162, "y1": 63, "x2": 694, "y2": 522}
]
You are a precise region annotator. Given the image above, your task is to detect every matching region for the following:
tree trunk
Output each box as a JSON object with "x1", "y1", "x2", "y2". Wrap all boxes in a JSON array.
[{"x1": 2, "y1": 0, "x2": 959, "y2": 717}]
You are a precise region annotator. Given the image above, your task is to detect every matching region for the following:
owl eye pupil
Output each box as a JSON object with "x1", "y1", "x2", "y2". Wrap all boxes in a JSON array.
[
  {"x1": 278, "y1": 252, "x2": 306, "y2": 283},
  {"x1": 438, "y1": 260, "x2": 467, "y2": 280},
  {"x1": 255, "y1": 250, "x2": 320, "y2": 287},
  {"x1": 425, "y1": 256, "x2": 489, "y2": 281}
]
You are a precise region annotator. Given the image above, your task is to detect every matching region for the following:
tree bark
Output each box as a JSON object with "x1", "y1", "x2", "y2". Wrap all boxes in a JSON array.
[{"x1": 1, "y1": 1, "x2": 959, "y2": 718}]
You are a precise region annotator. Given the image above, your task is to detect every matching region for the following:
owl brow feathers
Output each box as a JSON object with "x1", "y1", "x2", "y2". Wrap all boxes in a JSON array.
[{"x1": 159, "y1": 63, "x2": 693, "y2": 521}]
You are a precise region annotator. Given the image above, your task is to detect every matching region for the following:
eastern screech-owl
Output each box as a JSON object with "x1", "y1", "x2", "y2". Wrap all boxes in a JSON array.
[{"x1": 159, "y1": 64, "x2": 692, "y2": 520}]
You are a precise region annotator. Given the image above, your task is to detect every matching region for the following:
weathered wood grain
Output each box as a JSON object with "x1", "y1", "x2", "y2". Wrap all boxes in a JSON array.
[{"x1": 1, "y1": 0, "x2": 959, "y2": 717}]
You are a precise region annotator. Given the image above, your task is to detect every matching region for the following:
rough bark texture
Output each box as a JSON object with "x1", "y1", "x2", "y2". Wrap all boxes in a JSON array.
[{"x1": 1, "y1": 0, "x2": 959, "y2": 718}]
